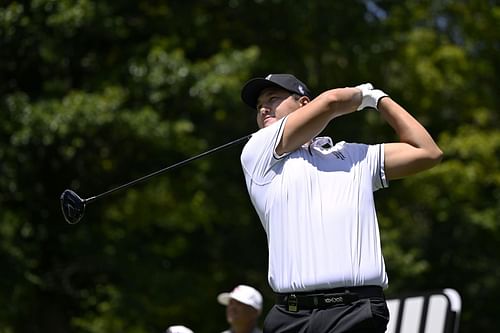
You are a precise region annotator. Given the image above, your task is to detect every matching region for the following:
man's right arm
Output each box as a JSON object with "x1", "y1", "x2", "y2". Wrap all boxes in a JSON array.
[{"x1": 277, "y1": 88, "x2": 362, "y2": 155}]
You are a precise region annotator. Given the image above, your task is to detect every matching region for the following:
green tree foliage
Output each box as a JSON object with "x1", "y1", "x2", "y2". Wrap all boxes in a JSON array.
[{"x1": 0, "y1": 0, "x2": 498, "y2": 332}]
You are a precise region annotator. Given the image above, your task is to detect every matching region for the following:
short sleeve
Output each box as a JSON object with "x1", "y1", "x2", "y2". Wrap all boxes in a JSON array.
[
  {"x1": 240, "y1": 117, "x2": 288, "y2": 185},
  {"x1": 368, "y1": 143, "x2": 388, "y2": 191}
]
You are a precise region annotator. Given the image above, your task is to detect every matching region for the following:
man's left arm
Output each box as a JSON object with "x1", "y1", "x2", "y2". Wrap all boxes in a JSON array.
[{"x1": 379, "y1": 97, "x2": 443, "y2": 180}]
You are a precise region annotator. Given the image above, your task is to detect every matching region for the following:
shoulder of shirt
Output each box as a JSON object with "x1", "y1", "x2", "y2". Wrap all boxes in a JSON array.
[
  {"x1": 330, "y1": 141, "x2": 369, "y2": 158},
  {"x1": 244, "y1": 118, "x2": 286, "y2": 149},
  {"x1": 333, "y1": 141, "x2": 373, "y2": 150}
]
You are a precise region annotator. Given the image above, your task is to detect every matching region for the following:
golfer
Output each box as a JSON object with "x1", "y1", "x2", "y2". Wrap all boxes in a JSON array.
[{"x1": 239, "y1": 74, "x2": 443, "y2": 332}]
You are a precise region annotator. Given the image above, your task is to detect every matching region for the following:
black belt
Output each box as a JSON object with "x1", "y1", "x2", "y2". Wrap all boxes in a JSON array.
[{"x1": 275, "y1": 285, "x2": 384, "y2": 312}]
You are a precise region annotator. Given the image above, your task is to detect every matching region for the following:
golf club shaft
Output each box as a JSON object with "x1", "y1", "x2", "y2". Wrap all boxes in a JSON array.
[{"x1": 84, "y1": 134, "x2": 251, "y2": 204}]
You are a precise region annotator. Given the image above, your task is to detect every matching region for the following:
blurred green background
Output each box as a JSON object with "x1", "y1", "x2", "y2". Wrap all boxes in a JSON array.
[{"x1": 1, "y1": 0, "x2": 498, "y2": 332}]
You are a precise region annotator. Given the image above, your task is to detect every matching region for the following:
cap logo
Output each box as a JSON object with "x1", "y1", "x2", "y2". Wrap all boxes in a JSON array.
[
  {"x1": 298, "y1": 85, "x2": 305, "y2": 95},
  {"x1": 265, "y1": 74, "x2": 272, "y2": 80}
]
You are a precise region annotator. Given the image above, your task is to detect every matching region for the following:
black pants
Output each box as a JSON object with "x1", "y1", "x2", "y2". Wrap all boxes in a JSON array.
[{"x1": 263, "y1": 297, "x2": 389, "y2": 333}]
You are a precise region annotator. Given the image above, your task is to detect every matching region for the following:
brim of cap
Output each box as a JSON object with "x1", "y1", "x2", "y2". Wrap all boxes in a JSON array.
[
  {"x1": 166, "y1": 326, "x2": 194, "y2": 333},
  {"x1": 217, "y1": 292, "x2": 261, "y2": 311},
  {"x1": 217, "y1": 292, "x2": 231, "y2": 306},
  {"x1": 241, "y1": 78, "x2": 289, "y2": 109}
]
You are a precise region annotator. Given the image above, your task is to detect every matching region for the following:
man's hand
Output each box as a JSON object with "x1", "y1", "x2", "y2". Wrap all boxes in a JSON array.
[{"x1": 355, "y1": 83, "x2": 388, "y2": 111}]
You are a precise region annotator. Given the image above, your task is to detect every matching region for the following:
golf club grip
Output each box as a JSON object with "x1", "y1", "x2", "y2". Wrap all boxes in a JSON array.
[{"x1": 87, "y1": 134, "x2": 252, "y2": 203}]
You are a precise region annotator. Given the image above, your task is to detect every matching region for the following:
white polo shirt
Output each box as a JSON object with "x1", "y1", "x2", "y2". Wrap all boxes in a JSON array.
[{"x1": 241, "y1": 117, "x2": 389, "y2": 293}]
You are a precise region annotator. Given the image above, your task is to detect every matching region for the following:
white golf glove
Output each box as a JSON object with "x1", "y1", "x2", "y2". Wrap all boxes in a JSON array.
[{"x1": 355, "y1": 83, "x2": 388, "y2": 111}]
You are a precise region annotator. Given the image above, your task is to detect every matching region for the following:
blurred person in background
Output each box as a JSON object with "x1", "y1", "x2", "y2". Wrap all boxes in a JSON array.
[{"x1": 217, "y1": 284, "x2": 263, "y2": 333}]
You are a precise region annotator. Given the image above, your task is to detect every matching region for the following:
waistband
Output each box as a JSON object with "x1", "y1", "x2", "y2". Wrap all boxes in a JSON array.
[{"x1": 275, "y1": 285, "x2": 385, "y2": 312}]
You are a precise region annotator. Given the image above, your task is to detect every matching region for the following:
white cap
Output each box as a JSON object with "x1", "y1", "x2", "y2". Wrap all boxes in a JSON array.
[
  {"x1": 165, "y1": 325, "x2": 194, "y2": 333},
  {"x1": 217, "y1": 285, "x2": 263, "y2": 312}
]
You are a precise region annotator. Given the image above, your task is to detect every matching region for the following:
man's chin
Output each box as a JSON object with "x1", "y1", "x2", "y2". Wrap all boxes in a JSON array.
[{"x1": 263, "y1": 119, "x2": 276, "y2": 127}]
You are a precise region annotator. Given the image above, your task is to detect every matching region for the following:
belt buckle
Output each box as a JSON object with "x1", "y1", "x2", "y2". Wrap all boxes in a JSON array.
[{"x1": 287, "y1": 294, "x2": 298, "y2": 312}]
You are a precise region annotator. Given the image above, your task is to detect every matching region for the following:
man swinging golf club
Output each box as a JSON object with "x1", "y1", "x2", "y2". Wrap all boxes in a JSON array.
[{"x1": 239, "y1": 74, "x2": 443, "y2": 332}]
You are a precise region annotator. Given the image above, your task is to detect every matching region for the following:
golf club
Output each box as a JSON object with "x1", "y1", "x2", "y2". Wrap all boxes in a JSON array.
[{"x1": 60, "y1": 134, "x2": 251, "y2": 224}]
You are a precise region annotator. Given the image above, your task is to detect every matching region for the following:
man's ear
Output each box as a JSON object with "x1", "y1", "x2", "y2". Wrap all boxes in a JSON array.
[{"x1": 299, "y1": 96, "x2": 310, "y2": 107}]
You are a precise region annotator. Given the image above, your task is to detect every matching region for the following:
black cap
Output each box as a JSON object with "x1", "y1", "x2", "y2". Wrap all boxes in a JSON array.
[{"x1": 241, "y1": 74, "x2": 312, "y2": 109}]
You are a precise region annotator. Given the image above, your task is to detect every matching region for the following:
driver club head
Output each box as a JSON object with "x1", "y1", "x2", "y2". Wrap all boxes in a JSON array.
[{"x1": 60, "y1": 189, "x2": 86, "y2": 224}]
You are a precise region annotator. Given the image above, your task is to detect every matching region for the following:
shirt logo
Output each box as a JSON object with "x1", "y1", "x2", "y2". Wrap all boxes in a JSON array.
[{"x1": 333, "y1": 151, "x2": 346, "y2": 160}]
